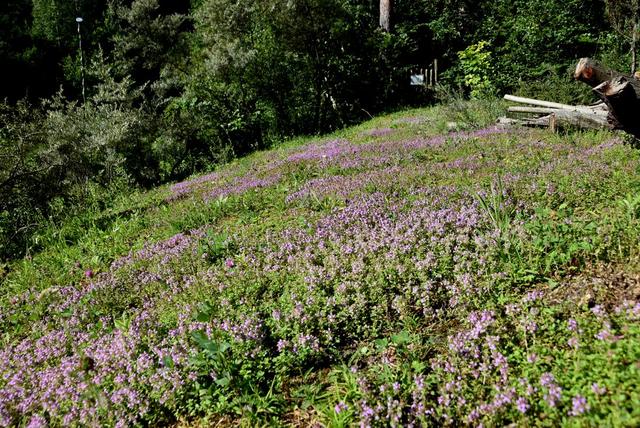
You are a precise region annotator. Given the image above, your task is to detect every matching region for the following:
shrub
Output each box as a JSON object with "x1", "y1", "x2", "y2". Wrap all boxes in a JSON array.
[{"x1": 458, "y1": 41, "x2": 497, "y2": 99}]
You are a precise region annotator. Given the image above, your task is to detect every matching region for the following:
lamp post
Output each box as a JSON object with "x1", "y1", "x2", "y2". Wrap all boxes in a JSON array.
[{"x1": 76, "y1": 17, "x2": 86, "y2": 103}]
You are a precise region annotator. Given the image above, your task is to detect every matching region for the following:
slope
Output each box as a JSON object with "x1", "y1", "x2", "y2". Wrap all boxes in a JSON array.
[{"x1": 1, "y1": 102, "x2": 639, "y2": 427}]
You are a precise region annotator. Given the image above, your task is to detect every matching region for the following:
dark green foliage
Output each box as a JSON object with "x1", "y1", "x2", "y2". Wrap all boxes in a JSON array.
[
  {"x1": 0, "y1": 57, "x2": 148, "y2": 259},
  {"x1": 0, "y1": 101, "x2": 47, "y2": 258},
  {"x1": 188, "y1": 0, "x2": 386, "y2": 142},
  {"x1": 110, "y1": 0, "x2": 189, "y2": 88},
  {"x1": 605, "y1": 0, "x2": 640, "y2": 74}
]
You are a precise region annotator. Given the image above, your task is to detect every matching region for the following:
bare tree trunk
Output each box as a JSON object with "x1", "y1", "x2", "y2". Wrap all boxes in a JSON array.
[{"x1": 379, "y1": 0, "x2": 392, "y2": 32}]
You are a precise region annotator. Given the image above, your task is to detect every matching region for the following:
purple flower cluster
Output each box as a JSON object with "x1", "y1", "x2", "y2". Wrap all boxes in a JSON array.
[
  {"x1": 570, "y1": 395, "x2": 590, "y2": 416},
  {"x1": 0, "y1": 226, "x2": 219, "y2": 425},
  {"x1": 168, "y1": 170, "x2": 228, "y2": 201},
  {"x1": 3, "y1": 120, "x2": 639, "y2": 427},
  {"x1": 540, "y1": 372, "x2": 562, "y2": 408},
  {"x1": 166, "y1": 126, "x2": 509, "y2": 203}
]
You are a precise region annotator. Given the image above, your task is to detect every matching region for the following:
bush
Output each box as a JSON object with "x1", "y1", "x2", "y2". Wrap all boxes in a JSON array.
[
  {"x1": 0, "y1": 61, "x2": 150, "y2": 260},
  {"x1": 0, "y1": 100, "x2": 49, "y2": 259},
  {"x1": 458, "y1": 41, "x2": 496, "y2": 99}
]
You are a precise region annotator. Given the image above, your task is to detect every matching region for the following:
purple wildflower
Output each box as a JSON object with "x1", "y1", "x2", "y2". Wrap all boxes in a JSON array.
[
  {"x1": 591, "y1": 383, "x2": 606, "y2": 395},
  {"x1": 540, "y1": 372, "x2": 555, "y2": 387},
  {"x1": 414, "y1": 375, "x2": 425, "y2": 391},
  {"x1": 26, "y1": 415, "x2": 47, "y2": 428},
  {"x1": 569, "y1": 395, "x2": 589, "y2": 416},
  {"x1": 524, "y1": 290, "x2": 544, "y2": 302},
  {"x1": 590, "y1": 305, "x2": 605, "y2": 318},
  {"x1": 516, "y1": 397, "x2": 529, "y2": 414},
  {"x1": 567, "y1": 337, "x2": 579, "y2": 349},
  {"x1": 335, "y1": 401, "x2": 348, "y2": 414},
  {"x1": 524, "y1": 320, "x2": 538, "y2": 333},
  {"x1": 276, "y1": 339, "x2": 288, "y2": 352},
  {"x1": 544, "y1": 385, "x2": 562, "y2": 408}
]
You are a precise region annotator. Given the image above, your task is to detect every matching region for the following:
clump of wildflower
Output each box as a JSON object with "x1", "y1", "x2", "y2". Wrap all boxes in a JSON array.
[
  {"x1": 540, "y1": 372, "x2": 555, "y2": 387},
  {"x1": 335, "y1": 401, "x2": 348, "y2": 414},
  {"x1": 515, "y1": 396, "x2": 529, "y2": 414},
  {"x1": 524, "y1": 290, "x2": 544, "y2": 302},
  {"x1": 540, "y1": 373, "x2": 562, "y2": 408},
  {"x1": 26, "y1": 415, "x2": 47, "y2": 428},
  {"x1": 591, "y1": 383, "x2": 606, "y2": 395},
  {"x1": 276, "y1": 339, "x2": 288, "y2": 352},
  {"x1": 567, "y1": 336, "x2": 579, "y2": 349},
  {"x1": 569, "y1": 395, "x2": 589, "y2": 416}
]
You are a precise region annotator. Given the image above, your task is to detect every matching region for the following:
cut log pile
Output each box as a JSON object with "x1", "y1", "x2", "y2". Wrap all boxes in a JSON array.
[{"x1": 499, "y1": 58, "x2": 640, "y2": 137}]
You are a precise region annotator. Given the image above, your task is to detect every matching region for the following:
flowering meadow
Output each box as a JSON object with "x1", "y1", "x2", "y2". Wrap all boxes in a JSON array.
[{"x1": 1, "y1": 105, "x2": 640, "y2": 426}]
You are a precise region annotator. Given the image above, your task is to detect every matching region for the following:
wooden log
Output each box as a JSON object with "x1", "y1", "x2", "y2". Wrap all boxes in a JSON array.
[
  {"x1": 574, "y1": 58, "x2": 640, "y2": 137},
  {"x1": 549, "y1": 113, "x2": 557, "y2": 132},
  {"x1": 497, "y1": 115, "x2": 553, "y2": 128},
  {"x1": 498, "y1": 117, "x2": 543, "y2": 128},
  {"x1": 498, "y1": 110, "x2": 611, "y2": 131},
  {"x1": 575, "y1": 57, "x2": 640, "y2": 98},
  {"x1": 575, "y1": 58, "x2": 619, "y2": 87},
  {"x1": 508, "y1": 106, "x2": 564, "y2": 114},
  {"x1": 593, "y1": 77, "x2": 640, "y2": 136},
  {"x1": 503, "y1": 94, "x2": 604, "y2": 115},
  {"x1": 552, "y1": 109, "x2": 612, "y2": 130},
  {"x1": 504, "y1": 94, "x2": 577, "y2": 110}
]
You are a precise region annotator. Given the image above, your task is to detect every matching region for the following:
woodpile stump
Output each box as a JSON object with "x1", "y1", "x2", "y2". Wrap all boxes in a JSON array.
[
  {"x1": 498, "y1": 94, "x2": 610, "y2": 132},
  {"x1": 574, "y1": 58, "x2": 640, "y2": 137},
  {"x1": 498, "y1": 58, "x2": 640, "y2": 137}
]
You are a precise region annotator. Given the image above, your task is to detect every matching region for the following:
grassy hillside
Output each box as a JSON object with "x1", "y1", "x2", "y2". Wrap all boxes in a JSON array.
[{"x1": 1, "y1": 101, "x2": 640, "y2": 427}]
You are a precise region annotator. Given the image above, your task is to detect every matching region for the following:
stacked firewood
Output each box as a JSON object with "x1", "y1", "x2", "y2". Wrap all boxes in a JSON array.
[{"x1": 499, "y1": 58, "x2": 640, "y2": 137}]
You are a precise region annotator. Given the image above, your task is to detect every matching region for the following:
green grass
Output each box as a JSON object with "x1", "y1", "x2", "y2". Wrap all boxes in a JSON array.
[{"x1": 2, "y1": 100, "x2": 640, "y2": 427}]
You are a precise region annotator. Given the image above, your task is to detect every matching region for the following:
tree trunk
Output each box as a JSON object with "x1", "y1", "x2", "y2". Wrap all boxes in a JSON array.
[
  {"x1": 593, "y1": 77, "x2": 640, "y2": 136},
  {"x1": 574, "y1": 58, "x2": 640, "y2": 137},
  {"x1": 575, "y1": 57, "x2": 640, "y2": 95},
  {"x1": 379, "y1": 0, "x2": 392, "y2": 32}
]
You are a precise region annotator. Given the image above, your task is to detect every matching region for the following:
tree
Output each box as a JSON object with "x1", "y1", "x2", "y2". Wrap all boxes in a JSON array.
[
  {"x1": 190, "y1": 0, "x2": 382, "y2": 139},
  {"x1": 109, "y1": 0, "x2": 189, "y2": 88},
  {"x1": 605, "y1": 0, "x2": 640, "y2": 74},
  {"x1": 380, "y1": 0, "x2": 392, "y2": 31}
]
